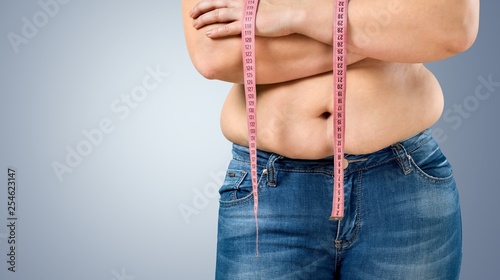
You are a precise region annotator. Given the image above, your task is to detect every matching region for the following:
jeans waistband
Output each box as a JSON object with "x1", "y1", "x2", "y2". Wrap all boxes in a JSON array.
[{"x1": 231, "y1": 128, "x2": 435, "y2": 176}]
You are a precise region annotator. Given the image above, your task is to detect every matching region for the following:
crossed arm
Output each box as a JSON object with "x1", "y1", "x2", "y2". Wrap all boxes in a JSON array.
[
  {"x1": 182, "y1": 0, "x2": 480, "y2": 84},
  {"x1": 182, "y1": 0, "x2": 339, "y2": 84}
]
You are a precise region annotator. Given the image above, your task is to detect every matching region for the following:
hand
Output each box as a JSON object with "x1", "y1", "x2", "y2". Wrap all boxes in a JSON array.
[{"x1": 189, "y1": 0, "x2": 298, "y2": 38}]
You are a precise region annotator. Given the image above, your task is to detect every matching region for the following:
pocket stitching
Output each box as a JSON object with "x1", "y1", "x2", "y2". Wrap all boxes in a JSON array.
[
  {"x1": 219, "y1": 169, "x2": 264, "y2": 208},
  {"x1": 409, "y1": 156, "x2": 454, "y2": 185}
]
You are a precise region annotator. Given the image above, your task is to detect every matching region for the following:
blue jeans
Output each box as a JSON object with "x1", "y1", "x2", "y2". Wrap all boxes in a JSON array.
[{"x1": 215, "y1": 129, "x2": 462, "y2": 280}]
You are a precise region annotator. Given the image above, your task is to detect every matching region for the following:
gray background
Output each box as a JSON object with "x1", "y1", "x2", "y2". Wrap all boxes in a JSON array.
[{"x1": 0, "y1": 1, "x2": 498, "y2": 279}]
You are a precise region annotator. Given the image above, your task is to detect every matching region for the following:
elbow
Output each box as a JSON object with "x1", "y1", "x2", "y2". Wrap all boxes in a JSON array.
[
  {"x1": 190, "y1": 51, "x2": 241, "y2": 82},
  {"x1": 185, "y1": 35, "x2": 243, "y2": 81},
  {"x1": 191, "y1": 53, "x2": 220, "y2": 80},
  {"x1": 442, "y1": 2, "x2": 480, "y2": 55},
  {"x1": 444, "y1": 24, "x2": 479, "y2": 55},
  {"x1": 195, "y1": 63, "x2": 218, "y2": 80}
]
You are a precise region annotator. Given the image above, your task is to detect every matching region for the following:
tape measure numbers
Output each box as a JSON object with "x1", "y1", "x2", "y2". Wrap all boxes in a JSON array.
[
  {"x1": 330, "y1": 0, "x2": 348, "y2": 221},
  {"x1": 241, "y1": 0, "x2": 348, "y2": 247},
  {"x1": 242, "y1": 0, "x2": 260, "y2": 255}
]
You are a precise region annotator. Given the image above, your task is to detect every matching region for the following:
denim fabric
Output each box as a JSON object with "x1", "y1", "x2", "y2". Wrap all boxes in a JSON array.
[{"x1": 215, "y1": 129, "x2": 462, "y2": 280}]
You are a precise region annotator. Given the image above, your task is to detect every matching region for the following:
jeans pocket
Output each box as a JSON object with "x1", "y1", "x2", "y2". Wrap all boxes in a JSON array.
[
  {"x1": 218, "y1": 169, "x2": 255, "y2": 207},
  {"x1": 409, "y1": 143, "x2": 454, "y2": 185}
]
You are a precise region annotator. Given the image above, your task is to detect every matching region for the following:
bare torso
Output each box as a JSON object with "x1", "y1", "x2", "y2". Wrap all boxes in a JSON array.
[{"x1": 220, "y1": 59, "x2": 444, "y2": 159}]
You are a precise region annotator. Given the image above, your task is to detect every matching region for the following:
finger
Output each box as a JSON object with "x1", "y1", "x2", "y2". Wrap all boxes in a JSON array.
[
  {"x1": 192, "y1": 8, "x2": 238, "y2": 29},
  {"x1": 206, "y1": 22, "x2": 242, "y2": 38},
  {"x1": 189, "y1": 0, "x2": 226, "y2": 19}
]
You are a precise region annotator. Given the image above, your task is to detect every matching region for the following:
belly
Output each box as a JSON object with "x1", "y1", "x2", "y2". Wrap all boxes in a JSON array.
[{"x1": 220, "y1": 60, "x2": 444, "y2": 159}]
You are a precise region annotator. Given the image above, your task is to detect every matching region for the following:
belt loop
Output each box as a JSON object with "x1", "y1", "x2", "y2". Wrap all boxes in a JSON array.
[
  {"x1": 266, "y1": 154, "x2": 281, "y2": 187},
  {"x1": 391, "y1": 143, "x2": 413, "y2": 175}
]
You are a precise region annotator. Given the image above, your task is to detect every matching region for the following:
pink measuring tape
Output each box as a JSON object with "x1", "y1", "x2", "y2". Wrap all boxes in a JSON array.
[
  {"x1": 330, "y1": 0, "x2": 348, "y2": 221},
  {"x1": 241, "y1": 0, "x2": 348, "y2": 249},
  {"x1": 241, "y1": 0, "x2": 260, "y2": 254}
]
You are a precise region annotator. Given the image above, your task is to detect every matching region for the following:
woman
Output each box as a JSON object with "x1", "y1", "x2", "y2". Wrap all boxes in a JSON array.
[{"x1": 182, "y1": 0, "x2": 479, "y2": 279}]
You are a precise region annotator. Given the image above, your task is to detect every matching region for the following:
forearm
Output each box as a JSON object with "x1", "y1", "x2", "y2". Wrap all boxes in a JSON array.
[
  {"x1": 185, "y1": 31, "x2": 334, "y2": 84},
  {"x1": 294, "y1": 0, "x2": 480, "y2": 62},
  {"x1": 183, "y1": 24, "x2": 364, "y2": 84}
]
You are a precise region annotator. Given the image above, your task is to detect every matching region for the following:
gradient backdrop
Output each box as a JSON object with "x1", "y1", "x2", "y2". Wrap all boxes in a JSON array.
[{"x1": 0, "y1": 1, "x2": 498, "y2": 279}]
